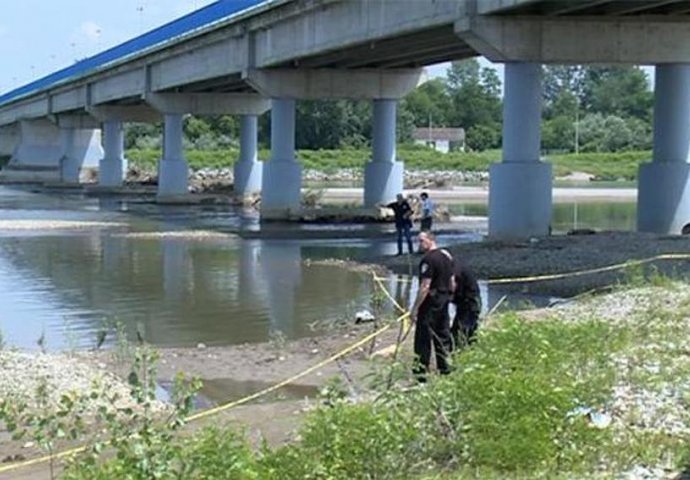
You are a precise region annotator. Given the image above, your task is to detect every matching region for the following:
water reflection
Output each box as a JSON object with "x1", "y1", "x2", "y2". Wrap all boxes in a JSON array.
[
  {"x1": 0, "y1": 186, "x2": 599, "y2": 353},
  {"x1": 449, "y1": 201, "x2": 637, "y2": 233},
  {"x1": 0, "y1": 230, "x2": 373, "y2": 350}
]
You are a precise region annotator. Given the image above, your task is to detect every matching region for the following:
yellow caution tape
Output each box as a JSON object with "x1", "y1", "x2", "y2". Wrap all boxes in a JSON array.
[
  {"x1": 486, "y1": 253, "x2": 690, "y2": 285},
  {"x1": 7, "y1": 252, "x2": 688, "y2": 475},
  {"x1": 377, "y1": 253, "x2": 690, "y2": 286},
  {"x1": 0, "y1": 299, "x2": 410, "y2": 476}
]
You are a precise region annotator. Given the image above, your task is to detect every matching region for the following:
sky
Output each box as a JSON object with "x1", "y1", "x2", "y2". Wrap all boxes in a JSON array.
[
  {"x1": 0, "y1": 1, "x2": 652, "y2": 96},
  {"x1": 0, "y1": 0, "x2": 217, "y2": 94},
  {"x1": 0, "y1": 0, "x2": 498, "y2": 97}
]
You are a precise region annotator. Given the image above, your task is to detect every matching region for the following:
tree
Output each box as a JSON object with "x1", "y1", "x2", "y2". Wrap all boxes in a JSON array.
[
  {"x1": 581, "y1": 66, "x2": 653, "y2": 122},
  {"x1": 542, "y1": 66, "x2": 585, "y2": 113},
  {"x1": 466, "y1": 124, "x2": 500, "y2": 152},
  {"x1": 542, "y1": 116, "x2": 576, "y2": 152},
  {"x1": 445, "y1": 59, "x2": 502, "y2": 150},
  {"x1": 402, "y1": 78, "x2": 450, "y2": 127},
  {"x1": 125, "y1": 122, "x2": 161, "y2": 150}
]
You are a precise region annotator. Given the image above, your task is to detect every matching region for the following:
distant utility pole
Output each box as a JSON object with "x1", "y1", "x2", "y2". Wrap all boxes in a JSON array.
[
  {"x1": 428, "y1": 112, "x2": 432, "y2": 144},
  {"x1": 574, "y1": 98, "x2": 580, "y2": 155}
]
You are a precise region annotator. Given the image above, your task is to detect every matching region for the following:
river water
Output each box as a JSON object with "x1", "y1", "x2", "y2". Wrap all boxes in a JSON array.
[{"x1": 0, "y1": 185, "x2": 634, "y2": 351}]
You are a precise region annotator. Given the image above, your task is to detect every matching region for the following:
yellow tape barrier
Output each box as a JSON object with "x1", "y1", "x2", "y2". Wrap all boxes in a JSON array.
[
  {"x1": 4, "y1": 252, "x2": 690, "y2": 475},
  {"x1": 0, "y1": 308, "x2": 409, "y2": 476},
  {"x1": 375, "y1": 253, "x2": 690, "y2": 286},
  {"x1": 486, "y1": 253, "x2": 690, "y2": 285}
]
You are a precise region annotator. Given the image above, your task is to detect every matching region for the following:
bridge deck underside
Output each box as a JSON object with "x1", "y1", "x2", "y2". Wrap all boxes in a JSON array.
[
  {"x1": 494, "y1": 0, "x2": 690, "y2": 16},
  {"x1": 273, "y1": 25, "x2": 475, "y2": 69}
]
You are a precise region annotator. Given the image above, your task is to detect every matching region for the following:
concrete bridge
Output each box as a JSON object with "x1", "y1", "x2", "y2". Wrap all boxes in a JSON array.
[{"x1": 1, "y1": 0, "x2": 690, "y2": 237}]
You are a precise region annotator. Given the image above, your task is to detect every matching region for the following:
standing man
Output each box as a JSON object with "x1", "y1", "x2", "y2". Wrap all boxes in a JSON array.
[
  {"x1": 410, "y1": 230, "x2": 454, "y2": 381},
  {"x1": 420, "y1": 192, "x2": 434, "y2": 231},
  {"x1": 451, "y1": 258, "x2": 482, "y2": 350},
  {"x1": 386, "y1": 193, "x2": 414, "y2": 256}
]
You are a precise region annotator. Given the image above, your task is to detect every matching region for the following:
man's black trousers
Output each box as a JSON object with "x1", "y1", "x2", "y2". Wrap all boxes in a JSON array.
[{"x1": 414, "y1": 296, "x2": 452, "y2": 379}]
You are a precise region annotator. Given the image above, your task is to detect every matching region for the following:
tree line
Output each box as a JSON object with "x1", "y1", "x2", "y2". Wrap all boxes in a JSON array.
[{"x1": 126, "y1": 59, "x2": 653, "y2": 154}]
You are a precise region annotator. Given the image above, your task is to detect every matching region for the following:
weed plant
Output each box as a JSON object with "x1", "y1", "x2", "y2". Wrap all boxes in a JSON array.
[{"x1": 8, "y1": 280, "x2": 690, "y2": 478}]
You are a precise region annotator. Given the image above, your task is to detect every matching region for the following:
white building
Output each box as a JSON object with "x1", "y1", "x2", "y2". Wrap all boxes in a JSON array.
[{"x1": 412, "y1": 127, "x2": 465, "y2": 153}]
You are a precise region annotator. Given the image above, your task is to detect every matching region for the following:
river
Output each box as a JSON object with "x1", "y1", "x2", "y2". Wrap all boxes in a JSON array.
[{"x1": 0, "y1": 185, "x2": 634, "y2": 351}]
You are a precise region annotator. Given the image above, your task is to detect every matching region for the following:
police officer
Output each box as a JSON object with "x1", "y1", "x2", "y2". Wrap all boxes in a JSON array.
[
  {"x1": 451, "y1": 258, "x2": 481, "y2": 350},
  {"x1": 385, "y1": 193, "x2": 414, "y2": 256},
  {"x1": 410, "y1": 230, "x2": 454, "y2": 381}
]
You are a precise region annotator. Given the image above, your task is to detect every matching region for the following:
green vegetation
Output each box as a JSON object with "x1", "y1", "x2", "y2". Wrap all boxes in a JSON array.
[
  {"x1": 5, "y1": 279, "x2": 690, "y2": 478},
  {"x1": 127, "y1": 146, "x2": 649, "y2": 181},
  {"x1": 125, "y1": 62, "x2": 653, "y2": 156},
  {"x1": 549, "y1": 150, "x2": 650, "y2": 180}
]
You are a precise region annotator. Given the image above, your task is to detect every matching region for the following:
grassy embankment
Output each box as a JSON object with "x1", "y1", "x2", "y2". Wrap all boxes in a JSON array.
[
  {"x1": 126, "y1": 147, "x2": 651, "y2": 181},
  {"x1": 4, "y1": 271, "x2": 690, "y2": 479}
]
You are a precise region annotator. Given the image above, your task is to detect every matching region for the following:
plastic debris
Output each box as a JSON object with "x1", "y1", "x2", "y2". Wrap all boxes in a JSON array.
[
  {"x1": 567, "y1": 406, "x2": 612, "y2": 429},
  {"x1": 355, "y1": 310, "x2": 375, "y2": 324}
]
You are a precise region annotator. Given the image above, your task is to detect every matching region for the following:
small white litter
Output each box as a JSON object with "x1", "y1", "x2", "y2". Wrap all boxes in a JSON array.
[{"x1": 355, "y1": 310, "x2": 375, "y2": 324}]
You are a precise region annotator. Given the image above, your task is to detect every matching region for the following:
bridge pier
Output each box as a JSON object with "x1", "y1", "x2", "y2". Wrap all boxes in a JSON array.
[
  {"x1": 233, "y1": 115, "x2": 262, "y2": 197},
  {"x1": 364, "y1": 99, "x2": 404, "y2": 207},
  {"x1": 489, "y1": 62, "x2": 552, "y2": 239},
  {"x1": 99, "y1": 121, "x2": 128, "y2": 187},
  {"x1": 638, "y1": 64, "x2": 690, "y2": 234},
  {"x1": 261, "y1": 98, "x2": 302, "y2": 217},
  {"x1": 3, "y1": 119, "x2": 102, "y2": 183},
  {"x1": 158, "y1": 114, "x2": 189, "y2": 198}
]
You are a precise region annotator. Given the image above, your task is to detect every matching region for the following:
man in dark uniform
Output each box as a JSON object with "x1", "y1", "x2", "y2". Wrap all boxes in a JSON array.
[
  {"x1": 386, "y1": 193, "x2": 414, "y2": 256},
  {"x1": 451, "y1": 258, "x2": 482, "y2": 350},
  {"x1": 410, "y1": 230, "x2": 454, "y2": 381}
]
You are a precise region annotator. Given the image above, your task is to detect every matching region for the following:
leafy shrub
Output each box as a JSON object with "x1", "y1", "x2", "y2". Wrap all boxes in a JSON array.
[{"x1": 259, "y1": 402, "x2": 420, "y2": 480}]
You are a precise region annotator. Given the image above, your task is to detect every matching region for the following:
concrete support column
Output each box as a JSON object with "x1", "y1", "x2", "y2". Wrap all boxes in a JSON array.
[
  {"x1": 638, "y1": 64, "x2": 690, "y2": 234},
  {"x1": 364, "y1": 99, "x2": 404, "y2": 207},
  {"x1": 262, "y1": 98, "x2": 302, "y2": 215},
  {"x1": 489, "y1": 62, "x2": 552, "y2": 238},
  {"x1": 233, "y1": 115, "x2": 263, "y2": 197},
  {"x1": 158, "y1": 114, "x2": 189, "y2": 197},
  {"x1": 60, "y1": 128, "x2": 80, "y2": 183},
  {"x1": 100, "y1": 121, "x2": 127, "y2": 187}
]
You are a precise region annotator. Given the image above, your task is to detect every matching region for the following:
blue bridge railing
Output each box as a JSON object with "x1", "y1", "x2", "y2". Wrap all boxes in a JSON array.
[{"x1": 0, "y1": 0, "x2": 268, "y2": 107}]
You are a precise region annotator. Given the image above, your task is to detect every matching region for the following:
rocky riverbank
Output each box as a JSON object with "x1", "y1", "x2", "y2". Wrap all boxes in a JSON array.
[
  {"x1": 124, "y1": 166, "x2": 490, "y2": 193},
  {"x1": 381, "y1": 231, "x2": 690, "y2": 297}
]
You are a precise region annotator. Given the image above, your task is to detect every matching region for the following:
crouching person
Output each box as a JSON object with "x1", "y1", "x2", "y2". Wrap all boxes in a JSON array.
[{"x1": 451, "y1": 257, "x2": 481, "y2": 350}]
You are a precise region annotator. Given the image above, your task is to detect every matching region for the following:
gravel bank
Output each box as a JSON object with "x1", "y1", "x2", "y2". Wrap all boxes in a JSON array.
[
  {"x1": 0, "y1": 351, "x2": 153, "y2": 413},
  {"x1": 381, "y1": 231, "x2": 690, "y2": 297}
]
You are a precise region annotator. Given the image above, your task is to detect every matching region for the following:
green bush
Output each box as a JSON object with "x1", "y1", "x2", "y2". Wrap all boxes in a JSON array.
[
  {"x1": 259, "y1": 402, "x2": 420, "y2": 479},
  {"x1": 253, "y1": 314, "x2": 623, "y2": 479},
  {"x1": 181, "y1": 427, "x2": 259, "y2": 479}
]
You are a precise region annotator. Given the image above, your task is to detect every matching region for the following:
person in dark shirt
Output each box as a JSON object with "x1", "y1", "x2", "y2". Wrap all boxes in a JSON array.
[
  {"x1": 451, "y1": 258, "x2": 482, "y2": 350},
  {"x1": 386, "y1": 193, "x2": 414, "y2": 256},
  {"x1": 410, "y1": 230, "x2": 454, "y2": 381}
]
